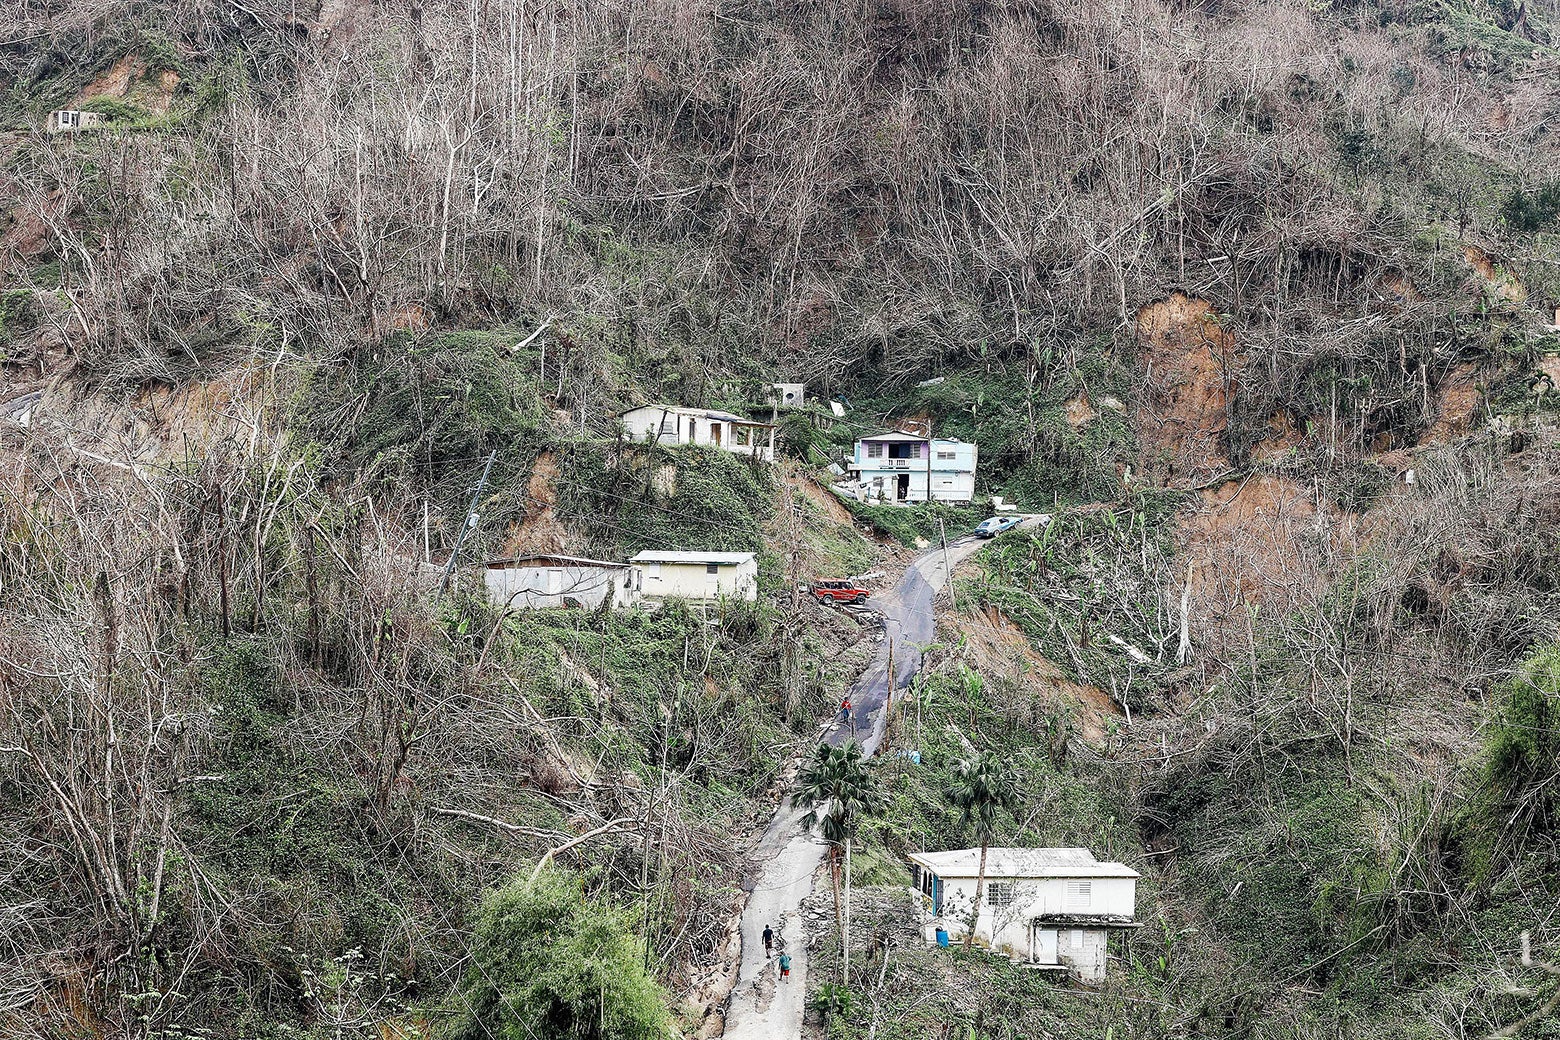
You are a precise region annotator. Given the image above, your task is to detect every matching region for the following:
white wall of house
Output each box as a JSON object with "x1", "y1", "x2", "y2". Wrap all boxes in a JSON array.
[
  {"x1": 484, "y1": 560, "x2": 642, "y2": 610},
  {"x1": 620, "y1": 406, "x2": 775, "y2": 462},
  {"x1": 631, "y1": 553, "x2": 759, "y2": 603},
  {"x1": 910, "y1": 863, "x2": 1135, "y2": 982},
  {"x1": 849, "y1": 436, "x2": 977, "y2": 504},
  {"x1": 48, "y1": 110, "x2": 104, "y2": 133}
]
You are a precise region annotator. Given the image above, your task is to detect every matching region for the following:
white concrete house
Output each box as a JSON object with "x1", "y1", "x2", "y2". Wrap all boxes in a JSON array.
[
  {"x1": 846, "y1": 431, "x2": 977, "y2": 504},
  {"x1": 48, "y1": 110, "x2": 105, "y2": 133},
  {"x1": 908, "y1": 848, "x2": 1139, "y2": 983},
  {"x1": 484, "y1": 554, "x2": 642, "y2": 610},
  {"x1": 619, "y1": 405, "x2": 776, "y2": 462},
  {"x1": 629, "y1": 551, "x2": 758, "y2": 604}
]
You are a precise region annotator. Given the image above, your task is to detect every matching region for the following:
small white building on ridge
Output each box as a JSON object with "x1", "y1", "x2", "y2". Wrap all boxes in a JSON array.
[
  {"x1": 908, "y1": 847, "x2": 1139, "y2": 983},
  {"x1": 484, "y1": 554, "x2": 642, "y2": 610},
  {"x1": 48, "y1": 110, "x2": 105, "y2": 133},
  {"x1": 629, "y1": 550, "x2": 758, "y2": 604},
  {"x1": 620, "y1": 405, "x2": 776, "y2": 462},
  {"x1": 847, "y1": 431, "x2": 977, "y2": 504}
]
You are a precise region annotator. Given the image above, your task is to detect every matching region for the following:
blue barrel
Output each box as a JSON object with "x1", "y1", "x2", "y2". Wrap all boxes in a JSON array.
[{"x1": 935, "y1": 927, "x2": 949, "y2": 948}]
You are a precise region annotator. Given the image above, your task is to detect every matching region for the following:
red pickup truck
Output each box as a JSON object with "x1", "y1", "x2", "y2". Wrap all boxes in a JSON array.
[{"x1": 811, "y1": 579, "x2": 870, "y2": 605}]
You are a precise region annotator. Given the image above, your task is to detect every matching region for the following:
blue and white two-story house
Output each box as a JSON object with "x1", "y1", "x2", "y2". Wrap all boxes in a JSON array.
[{"x1": 846, "y1": 430, "x2": 978, "y2": 504}]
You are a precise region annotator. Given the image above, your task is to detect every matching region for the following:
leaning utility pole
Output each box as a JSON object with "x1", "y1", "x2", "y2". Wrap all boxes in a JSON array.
[{"x1": 438, "y1": 450, "x2": 497, "y2": 600}]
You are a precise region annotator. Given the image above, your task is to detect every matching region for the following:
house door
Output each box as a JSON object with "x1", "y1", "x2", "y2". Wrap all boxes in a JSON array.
[
  {"x1": 711, "y1": 424, "x2": 722, "y2": 446},
  {"x1": 1032, "y1": 926, "x2": 1058, "y2": 964},
  {"x1": 895, "y1": 474, "x2": 910, "y2": 501}
]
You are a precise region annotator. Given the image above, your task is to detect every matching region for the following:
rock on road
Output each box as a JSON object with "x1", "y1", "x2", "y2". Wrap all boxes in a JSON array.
[{"x1": 720, "y1": 520, "x2": 1041, "y2": 1040}]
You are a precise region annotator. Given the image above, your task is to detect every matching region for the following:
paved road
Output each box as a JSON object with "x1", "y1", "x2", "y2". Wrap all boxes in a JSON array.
[{"x1": 721, "y1": 523, "x2": 1035, "y2": 1039}]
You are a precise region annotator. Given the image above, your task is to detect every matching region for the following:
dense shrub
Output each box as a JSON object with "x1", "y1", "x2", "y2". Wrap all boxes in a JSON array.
[
  {"x1": 454, "y1": 870, "x2": 671, "y2": 1040},
  {"x1": 1486, "y1": 645, "x2": 1560, "y2": 838}
]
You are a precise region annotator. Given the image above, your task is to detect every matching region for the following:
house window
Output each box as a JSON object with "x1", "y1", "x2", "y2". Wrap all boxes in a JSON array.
[
  {"x1": 888, "y1": 443, "x2": 920, "y2": 460},
  {"x1": 734, "y1": 426, "x2": 752, "y2": 446},
  {"x1": 937, "y1": 450, "x2": 956, "y2": 460},
  {"x1": 1065, "y1": 880, "x2": 1092, "y2": 911},
  {"x1": 985, "y1": 881, "x2": 1015, "y2": 907},
  {"x1": 866, "y1": 443, "x2": 884, "y2": 459},
  {"x1": 706, "y1": 563, "x2": 720, "y2": 575},
  {"x1": 920, "y1": 869, "x2": 935, "y2": 898},
  {"x1": 646, "y1": 563, "x2": 661, "y2": 578},
  {"x1": 659, "y1": 416, "x2": 677, "y2": 435},
  {"x1": 1070, "y1": 929, "x2": 1084, "y2": 947}
]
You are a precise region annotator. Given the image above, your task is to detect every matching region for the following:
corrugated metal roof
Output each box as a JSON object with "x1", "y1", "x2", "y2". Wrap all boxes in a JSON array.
[
  {"x1": 487, "y1": 554, "x2": 629, "y2": 569},
  {"x1": 619, "y1": 404, "x2": 773, "y2": 426},
  {"x1": 858, "y1": 431, "x2": 968, "y2": 444},
  {"x1": 907, "y1": 848, "x2": 1139, "y2": 879},
  {"x1": 630, "y1": 551, "x2": 756, "y2": 565}
]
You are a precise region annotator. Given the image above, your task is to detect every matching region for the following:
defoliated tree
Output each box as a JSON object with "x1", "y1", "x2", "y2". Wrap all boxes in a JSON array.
[
  {"x1": 455, "y1": 868, "x2": 672, "y2": 1040},
  {"x1": 948, "y1": 751, "x2": 1020, "y2": 950}
]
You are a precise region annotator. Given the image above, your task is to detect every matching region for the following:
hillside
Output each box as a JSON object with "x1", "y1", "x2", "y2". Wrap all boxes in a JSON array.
[{"x1": 3, "y1": 0, "x2": 1560, "y2": 1038}]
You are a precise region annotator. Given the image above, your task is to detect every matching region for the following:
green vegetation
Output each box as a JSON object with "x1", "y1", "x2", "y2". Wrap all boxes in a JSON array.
[
  {"x1": 1503, "y1": 182, "x2": 1560, "y2": 233},
  {"x1": 1480, "y1": 644, "x2": 1560, "y2": 865},
  {"x1": 798, "y1": 741, "x2": 886, "y2": 980},
  {"x1": 945, "y1": 751, "x2": 1020, "y2": 949},
  {"x1": 454, "y1": 869, "x2": 670, "y2": 1040},
  {"x1": 0, "y1": 289, "x2": 38, "y2": 354},
  {"x1": 6, "y1": 0, "x2": 1560, "y2": 1037},
  {"x1": 846, "y1": 501, "x2": 984, "y2": 548}
]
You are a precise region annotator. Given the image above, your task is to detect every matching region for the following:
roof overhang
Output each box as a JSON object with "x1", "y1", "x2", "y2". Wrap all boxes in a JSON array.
[{"x1": 487, "y1": 555, "x2": 630, "y2": 569}]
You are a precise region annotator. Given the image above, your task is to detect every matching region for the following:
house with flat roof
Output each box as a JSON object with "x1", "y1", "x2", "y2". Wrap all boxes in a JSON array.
[
  {"x1": 48, "y1": 110, "x2": 105, "y2": 133},
  {"x1": 846, "y1": 431, "x2": 977, "y2": 504},
  {"x1": 629, "y1": 550, "x2": 758, "y2": 604},
  {"x1": 619, "y1": 405, "x2": 775, "y2": 462},
  {"x1": 908, "y1": 847, "x2": 1139, "y2": 982},
  {"x1": 484, "y1": 554, "x2": 642, "y2": 610}
]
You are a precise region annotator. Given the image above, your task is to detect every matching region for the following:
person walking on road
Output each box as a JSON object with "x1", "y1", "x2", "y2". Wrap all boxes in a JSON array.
[
  {"x1": 762, "y1": 924, "x2": 774, "y2": 958},
  {"x1": 839, "y1": 696, "x2": 852, "y2": 730},
  {"x1": 777, "y1": 952, "x2": 792, "y2": 982}
]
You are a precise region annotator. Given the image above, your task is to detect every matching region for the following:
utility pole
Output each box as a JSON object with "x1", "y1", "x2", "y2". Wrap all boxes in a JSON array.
[
  {"x1": 938, "y1": 515, "x2": 953, "y2": 609},
  {"x1": 438, "y1": 450, "x2": 496, "y2": 600}
]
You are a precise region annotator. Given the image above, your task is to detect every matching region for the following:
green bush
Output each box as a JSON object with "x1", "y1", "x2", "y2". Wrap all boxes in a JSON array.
[
  {"x1": 1486, "y1": 645, "x2": 1560, "y2": 833},
  {"x1": 1501, "y1": 182, "x2": 1560, "y2": 232},
  {"x1": 846, "y1": 501, "x2": 983, "y2": 547},
  {"x1": 809, "y1": 982, "x2": 855, "y2": 1022},
  {"x1": 0, "y1": 289, "x2": 38, "y2": 351},
  {"x1": 453, "y1": 869, "x2": 671, "y2": 1040}
]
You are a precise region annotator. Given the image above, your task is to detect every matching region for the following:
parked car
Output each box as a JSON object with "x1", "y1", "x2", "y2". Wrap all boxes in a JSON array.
[
  {"x1": 973, "y1": 515, "x2": 1025, "y2": 538},
  {"x1": 811, "y1": 579, "x2": 870, "y2": 605}
]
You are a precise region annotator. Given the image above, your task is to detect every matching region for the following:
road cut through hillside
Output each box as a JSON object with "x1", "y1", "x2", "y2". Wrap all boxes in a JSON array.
[{"x1": 720, "y1": 519, "x2": 1040, "y2": 1039}]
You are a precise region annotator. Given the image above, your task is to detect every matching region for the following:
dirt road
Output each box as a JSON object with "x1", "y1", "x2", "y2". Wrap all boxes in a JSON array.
[{"x1": 721, "y1": 524, "x2": 1032, "y2": 1039}]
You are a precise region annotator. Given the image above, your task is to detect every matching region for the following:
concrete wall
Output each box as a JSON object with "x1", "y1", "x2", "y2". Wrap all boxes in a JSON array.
[
  {"x1": 620, "y1": 407, "x2": 774, "y2": 461},
  {"x1": 485, "y1": 564, "x2": 641, "y2": 610},
  {"x1": 639, "y1": 559, "x2": 758, "y2": 602},
  {"x1": 851, "y1": 439, "x2": 977, "y2": 503},
  {"x1": 917, "y1": 874, "x2": 1134, "y2": 982}
]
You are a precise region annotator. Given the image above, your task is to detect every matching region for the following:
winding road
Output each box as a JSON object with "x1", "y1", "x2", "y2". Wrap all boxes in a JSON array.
[{"x1": 721, "y1": 522, "x2": 1038, "y2": 1039}]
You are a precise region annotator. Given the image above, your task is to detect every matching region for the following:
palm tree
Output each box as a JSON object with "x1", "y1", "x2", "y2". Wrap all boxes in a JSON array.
[
  {"x1": 796, "y1": 742, "x2": 883, "y2": 985},
  {"x1": 947, "y1": 751, "x2": 1019, "y2": 950}
]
